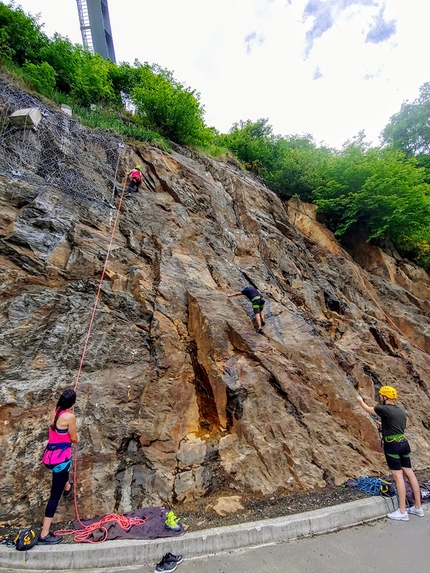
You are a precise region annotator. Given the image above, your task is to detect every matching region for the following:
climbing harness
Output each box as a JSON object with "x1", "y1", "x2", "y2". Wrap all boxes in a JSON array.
[{"x1": 383, "y1": 434, "x2": 406, "y2": 443}]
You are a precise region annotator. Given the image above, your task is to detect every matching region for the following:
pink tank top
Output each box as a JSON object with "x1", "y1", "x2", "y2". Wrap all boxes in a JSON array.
[{"x1": 48, "y1": 410, "x2": 71, "y2": 444}]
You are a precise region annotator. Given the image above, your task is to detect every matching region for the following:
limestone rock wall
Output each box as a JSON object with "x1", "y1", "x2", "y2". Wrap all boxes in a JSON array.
[{"x1": 1, "y1": 85, "x2": 430, "y2": 526}]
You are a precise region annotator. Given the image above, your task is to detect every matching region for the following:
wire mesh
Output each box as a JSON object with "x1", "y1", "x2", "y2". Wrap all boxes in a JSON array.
[{"x1": 0, "y1": 76, "x2": 122, "y2": 210}]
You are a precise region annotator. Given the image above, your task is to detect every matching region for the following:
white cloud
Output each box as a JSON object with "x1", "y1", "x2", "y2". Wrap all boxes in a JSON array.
[{"x1": 13, "y1": 0, "x2": 430, "y2": 148}]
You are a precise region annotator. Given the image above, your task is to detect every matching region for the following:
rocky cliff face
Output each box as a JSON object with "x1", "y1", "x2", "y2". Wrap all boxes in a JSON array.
[{"x1": 1, "y1": 80, "x2": 430, "y2": 526}]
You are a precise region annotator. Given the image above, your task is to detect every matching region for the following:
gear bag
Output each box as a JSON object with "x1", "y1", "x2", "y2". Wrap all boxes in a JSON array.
[{"x1": 14, "y1": 528, "x2": 37, "y2": 551}]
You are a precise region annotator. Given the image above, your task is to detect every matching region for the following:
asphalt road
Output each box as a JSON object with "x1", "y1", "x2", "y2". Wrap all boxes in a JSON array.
[{"x1": 2, "y1": 513, "x2": 429, "y2": 573}]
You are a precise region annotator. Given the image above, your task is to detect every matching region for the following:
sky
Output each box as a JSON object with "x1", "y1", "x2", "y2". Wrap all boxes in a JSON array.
[{"x1": 11, "y1": 0, "x2": 429, "y2": 149}]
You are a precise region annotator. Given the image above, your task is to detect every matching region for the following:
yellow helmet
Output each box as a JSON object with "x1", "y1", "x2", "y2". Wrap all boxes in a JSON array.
[
  {"x1": 379, "y1": 386, "x2": 397, "y2": 400},
  {"x1": 135, "y1": 165, "x2": 142, "y2": 170}
]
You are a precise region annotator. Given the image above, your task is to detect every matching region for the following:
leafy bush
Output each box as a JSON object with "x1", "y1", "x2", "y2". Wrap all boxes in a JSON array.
[
  {"x1": 131, "y1": 64, "x2": 209, "y2": 146},
  {"x1": 22, "y1": 61, "x2": 56, "y2": 97},
  {"x1": 313, "y1": 145, "x2": 430, "y2": 254},
  {"x1": 0, "y1": 2, "x2": 48, "y2": 65},
  {"x1": 75, "y1": 106, "x2": 171, "y2": 150},
  {"x1": 39, "y1": 34, "x2": 79, "y2": 94}
]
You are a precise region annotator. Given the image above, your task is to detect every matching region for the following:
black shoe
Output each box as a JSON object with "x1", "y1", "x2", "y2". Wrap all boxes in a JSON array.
[
  {"x1": 63, "y1": 480, "x2": 73, "y2": 498},
  {"x1": 155, "y1": 556, "x2": 177, "y2": 573},
  {"x1": 165, "y1": 552, "x2": 184, "y2": 565},
  {"x1": 261, "y1": 320, "x2": 266, "y2": 326},
  {"x1": 257, "y1": 327, "x2": 264, "y2": 334},
  {"x1": 37, "y1": 533, "x2": 62, "y2": 545}
]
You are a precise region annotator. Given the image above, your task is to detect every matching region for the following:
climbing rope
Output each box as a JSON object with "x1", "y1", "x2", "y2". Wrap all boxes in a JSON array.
[
  {"x1": 54, "y1": 513, "x2": 146, "y2": 544},
  {"x1": 354, "y1": 476, "x2": 392, "y2": 496},
  {"x1": 55, "y1": 172, "x2": 130, "y2": 537}
]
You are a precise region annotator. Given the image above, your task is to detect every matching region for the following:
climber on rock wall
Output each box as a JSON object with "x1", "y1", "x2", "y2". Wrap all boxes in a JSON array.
[
  {"x1": 125, "y1": 165, "x2": 143, "y2": 193},
  {"x1": 227, "y1": 286, "x2": 266, "y2": 333},
  {"x1": 357, "y1": 386, "x2": 424, "y2": 521}
]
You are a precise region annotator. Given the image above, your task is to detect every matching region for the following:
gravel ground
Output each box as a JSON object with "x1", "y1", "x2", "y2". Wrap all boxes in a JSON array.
[
  {"x1": 176, "y1": 469, "x2": 430, "y2": 531},
  {"x1": 1, "y1": 471, "x2": 429, "y2": 543}
]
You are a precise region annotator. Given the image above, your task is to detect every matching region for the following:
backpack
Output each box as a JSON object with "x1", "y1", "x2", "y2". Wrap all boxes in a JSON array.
[
  {"x1": 14, "y1": 528, "x2": 37, "y2": 551},
  {"x1": 131, "y1": 169, "x2": 142, "y2": 183}
]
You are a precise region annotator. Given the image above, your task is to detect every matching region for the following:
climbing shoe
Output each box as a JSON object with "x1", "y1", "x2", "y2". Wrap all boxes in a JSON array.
[
  {"x1": 155, "y1": 555, "x2": 178, "y2": 572},
  {"x1": 165, "y1": 510, "x2": 181, "y2": 532},
  {"x1": 387, "y1": 509, "x2": 409, "y2": 521},
  {"x1": 257, "y1": 327, "x2": 264, "y2": 334},
  {"x1": 261, "y1": 320, "x2": 266, "y2": 326},
  {"x1": 37, "y1": 533, "x2": 62, "y2": 545},
  {"x1": 164, "y1": 552, "x2": 183, "y2": 565},
  {"x1": 63, "y1": 480, "x2": 73, "y2": 498},
  {"x1": 407, "y1": 506, "x2": 425, "y2": 517}
]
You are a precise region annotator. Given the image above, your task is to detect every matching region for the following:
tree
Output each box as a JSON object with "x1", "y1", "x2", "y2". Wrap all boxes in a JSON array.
[
  {"x1": 131, "y1": 64, "x2": 209, "y2": 145},
  {"x1": 70, "y1": 49, "x2": 118, "y2": 106},
  {"x1": 39, "y1": 34, "x2": 79, "y2": 94},
  {"x1": 381, "y1": 82, "x2": 430, "y2": 156},
  {"x1": 0, "y1": 3, "x2": 48, "y2": 66},
  {"x1": 218, "y1": 121, "x2": 330, "y2": 201},
  {"x1": 313, "y1": 145, "x2": 430, "y2": 266},
  {"x1": 217, "y1": 119, "x2": 276, "y2": 174}
]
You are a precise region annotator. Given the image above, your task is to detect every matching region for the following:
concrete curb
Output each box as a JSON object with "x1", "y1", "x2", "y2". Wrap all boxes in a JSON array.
[{"x1": 0, "y1": 497, "x2": 388, "y2": 570}]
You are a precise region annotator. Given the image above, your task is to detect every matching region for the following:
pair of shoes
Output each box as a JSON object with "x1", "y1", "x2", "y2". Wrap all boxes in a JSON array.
[
  {"x1": 407, "y1": 506, "x2": 425, "y2": 517},
  {"x1": 387, "y1": 509, "x2": 409, "y2": 521},
  {"x1": 37, "y1": 533, "x2": 62, "y2": 545},
  {"x1": 63, "y1": 480, "x2": 73, "y2": 498},
  {"x1": 155, "y1": 553, "x2": 183, "y2": 572},
  {"x1": 256, "y1": 327, "x2": 264, "y2": 334}
]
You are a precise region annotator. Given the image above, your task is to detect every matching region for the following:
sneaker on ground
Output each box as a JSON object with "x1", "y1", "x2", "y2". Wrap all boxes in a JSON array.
[
  {"x1": 155, "y1": 556, "x2": 177, "y2": 573},
  {"x1": 164, "y1": 553, "x2": 184, "y2": 565},
  {"x1": 37, "y1": 533, "x2": 63, "y2": 545},
  {"x1": 407, "y1": 506, "x2": 425, "y2": 517},
  {"x1": 387, "y1": 509, "x2": 409, "y2": 521}
]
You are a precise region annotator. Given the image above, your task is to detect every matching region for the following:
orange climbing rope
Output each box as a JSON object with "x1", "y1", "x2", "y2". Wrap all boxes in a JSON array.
[
  {"x1": 55, "y1": 175, "x2": 134, "y2": 539},
  {"x1": 73, "y1": 178, "x2": 128, "y2": 394},
  {"x1": 54, "y1": 513, "x2": 146, "y2": 544}
]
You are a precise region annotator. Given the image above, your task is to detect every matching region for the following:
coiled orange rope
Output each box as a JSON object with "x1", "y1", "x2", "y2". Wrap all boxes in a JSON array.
[{"x1": 55, "y1": 513, "x2": 146, "y2": 544}]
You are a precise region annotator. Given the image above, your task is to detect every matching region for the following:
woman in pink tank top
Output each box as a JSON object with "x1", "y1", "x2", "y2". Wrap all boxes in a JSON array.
[{"x1": 38, "y1": 389, "x2": 79, "y2": 545}]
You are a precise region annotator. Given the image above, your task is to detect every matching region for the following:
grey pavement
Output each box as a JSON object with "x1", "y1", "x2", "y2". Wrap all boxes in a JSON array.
[{"x1": 0, "y1": 498, "x2": 428, "y2": 572}]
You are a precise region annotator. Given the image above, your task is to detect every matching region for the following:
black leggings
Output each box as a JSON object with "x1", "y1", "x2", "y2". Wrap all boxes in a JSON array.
[{"x1": 45, "y1": 467, "x2": 69, "y2": 518}]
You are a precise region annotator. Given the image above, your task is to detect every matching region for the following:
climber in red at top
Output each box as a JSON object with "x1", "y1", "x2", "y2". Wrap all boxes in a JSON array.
[
  {"x1": 125, "y1": 165, "x2": 143, "y2": 193},
  {"x1": 227, "y1": 286, "x2": 266, "y2": 334}
]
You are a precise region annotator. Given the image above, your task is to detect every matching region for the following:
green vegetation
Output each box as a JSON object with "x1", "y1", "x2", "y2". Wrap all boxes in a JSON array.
[{"x1": 1, "y1": 2, "x2": 430, "y2": 267}]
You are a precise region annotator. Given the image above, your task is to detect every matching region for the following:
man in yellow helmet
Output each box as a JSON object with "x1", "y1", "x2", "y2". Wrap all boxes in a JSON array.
[{"x1": 357, "y1": 386, "x2": 424, "y2": 520}]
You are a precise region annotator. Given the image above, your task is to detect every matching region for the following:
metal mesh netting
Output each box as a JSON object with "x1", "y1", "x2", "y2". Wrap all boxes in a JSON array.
[{"x1": 0, "y1": 76, "x2": 123, "y2": 209}]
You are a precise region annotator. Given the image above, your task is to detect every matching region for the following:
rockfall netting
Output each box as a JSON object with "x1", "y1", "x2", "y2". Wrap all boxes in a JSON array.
[{"x1": 0, "y1": 76, "x2": 123, "y2": 210}]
